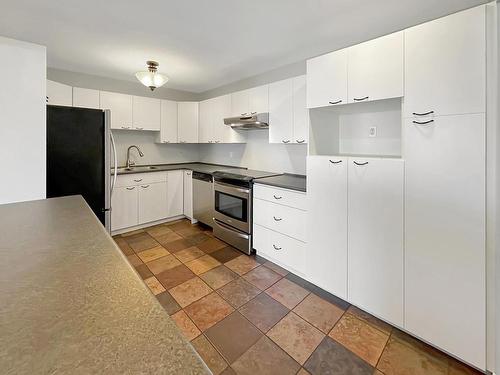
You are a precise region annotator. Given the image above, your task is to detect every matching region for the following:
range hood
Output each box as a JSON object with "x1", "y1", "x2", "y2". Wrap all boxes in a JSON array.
[{"x1": 223, "y1": 113, "x2": 269, "y2": 130}]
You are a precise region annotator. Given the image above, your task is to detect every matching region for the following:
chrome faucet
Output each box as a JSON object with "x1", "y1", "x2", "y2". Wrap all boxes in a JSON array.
[{"x1": 126, "y1": 145, "x2": 144, "y2": 169}]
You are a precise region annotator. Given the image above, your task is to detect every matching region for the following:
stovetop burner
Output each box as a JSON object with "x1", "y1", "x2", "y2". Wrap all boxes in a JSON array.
[{"x1": 212, "y1": 169, "x2": 282, "y2": 187}]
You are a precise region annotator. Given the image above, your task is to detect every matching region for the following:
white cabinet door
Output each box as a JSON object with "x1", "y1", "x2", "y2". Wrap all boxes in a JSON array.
[
  {"x1": 404, "y1": 6, "x2": 485, "y2": 117},
  {"x1": 111, "y1": 186, "x2": 138, "y2": 231},
  {"x1": 348, "y1": 157, "x2": 404, "y2": 326},
  {"x1": 198, "y1": 99, "x2": 213, "y2": 144},
  {"x1": 213, "y1": 94, "x2": 234, "y2": 143},
  {"x1": 159, "y1": 100, "x2": 178, "y2": 143},
  {"x1": 100, "y1": 91, "x2": 133, "y2": 130},
  {"x1": 292, "y1": 75, "x2": 309, "y2": 144},
  {"x1": 138, "y1": 182, "x2": 168, "y2": 224},
  {"x1": 167, "y1": 170, "x2": 184, "y2": 217},
  {"x1": 231, "y1": 90, "x2": 250, "y2": 117},
  {"x1": 183, "y1": 170, "x2": 193, "y2": 219},
  {"x1": 404, "y1": 114, "x2": 485, "y2": 369},
  {"x1": 248, "y1": 84, "x2": 268, "y2": 114},
  {"x1": 46, "y1": 80, "x2": 72, "y2": 106},
  {"x1": 72, "y1": 87, "x2": 100, "y2": 109},
  {"x1": 306, "y1": 49, "x2": 348, "y2": 109},
  {"x1": 269, "y1": 78, "x2": 293, "y2": 144},
  {"x1": 348, "y1": 31, "x2": 403, "y2": 104},
  {"x1": 306, "y1": 156, "x2": 348, "y2": 299},
  {"x1": 133, "y1": 96, "x2": 161, "y2": 131},
  {"x1": 178, "y1": 102, "x2": 199, "y2": 143}
]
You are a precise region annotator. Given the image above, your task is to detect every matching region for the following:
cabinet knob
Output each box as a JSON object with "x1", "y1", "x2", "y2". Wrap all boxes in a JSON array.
[
  {"x1": 296, "y1": 139, "x2": 305, "y2": 143},
  {"x1": 412, "y1": 111, "x2": 434, "y2": 116},
  {"x1": 282, "y1": 140, "x2": 290, "y2": 144},
  {"x1": 273, "y1": 244, "x2": 282, "y2": 250},
  {"x1": 329, "y1": 100, "x2": 342, "y2": 105},
  {"x1": 273, "y1": 216, "x2": 283, "y2": 222},
  {"x1": 353, "y1": 161, "x2": 369, "y2": 166},
  {"x1": 133, "y1": 179, "x2": 142, "y2": 182},
  {"x1": 353, "y1": 96, "x2": 369, "y2": 102},
  {"x1": 273, "y1": 195, "x2": 282, "y2": 200}
]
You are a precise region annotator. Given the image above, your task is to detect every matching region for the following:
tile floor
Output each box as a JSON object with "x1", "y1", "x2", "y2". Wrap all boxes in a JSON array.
[{"x1": 113, "y1": 219, "x2": 481, "y2": 375}]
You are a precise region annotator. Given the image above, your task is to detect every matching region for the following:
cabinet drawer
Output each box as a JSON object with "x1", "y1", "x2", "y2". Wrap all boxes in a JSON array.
[
  {"x1": 115, "y1": 172, "x2": 167, "y2": 187},
  {"x1": 253, "y1": 224, "x2": 305, "y2": 276},
  {"x1": 253, "y1": 184, "x2": 306, "y2": 210},
  {"x1": 253, "y1": 198, "x2": 306, "y2": 241}
]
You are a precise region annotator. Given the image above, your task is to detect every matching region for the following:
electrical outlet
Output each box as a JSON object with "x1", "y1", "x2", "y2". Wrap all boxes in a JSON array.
[{"x1": 369, "y1": 126, "x2": 377, "y2": 138}]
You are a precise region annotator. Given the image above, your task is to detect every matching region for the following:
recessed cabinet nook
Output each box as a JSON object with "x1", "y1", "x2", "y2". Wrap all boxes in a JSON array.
[{"x1": 256, "y1": 4, "x2": 490, "y2": 371}]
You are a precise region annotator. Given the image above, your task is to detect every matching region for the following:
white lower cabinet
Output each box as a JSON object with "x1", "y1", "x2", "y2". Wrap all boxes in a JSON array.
[
  {"x1": 167, "y1": 170, "x2": 184, "y2": 217},
  {"x1": 253, "y1": 224, "x2": 306, "y2": 277},
  {"x1": 347, "y1": 157, "x2": 404, "y2": 327},
  {"x1": 183, "y1": 170, "x2": 193, "y2": 219},
  {"x1": 306, "y1": 156, "x2": 348, "y2": 300},
  {"x1": 111, "y1": 170, "x2": 188, "y2": 232},
  {"x1": 404, "y1": 113, "x2": 486, "y2": 369},
  {"x1": 111, "y1": 186, "x2": 138, "y2": 231},
  {"x1": 138, "y1": 182, "x2": 168, "y2": 224}
]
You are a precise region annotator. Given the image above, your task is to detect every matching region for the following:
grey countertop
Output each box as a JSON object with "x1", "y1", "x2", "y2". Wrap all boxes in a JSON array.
[
  {"x1": 115, "y1": 162, "x2": 246, "y2": 175},
  {"x1": 0, "y1": 196, "x2": 209, "y2": 375},
  {"x1": 254, "y1": 173, "x2": 307, "y2": 192}
]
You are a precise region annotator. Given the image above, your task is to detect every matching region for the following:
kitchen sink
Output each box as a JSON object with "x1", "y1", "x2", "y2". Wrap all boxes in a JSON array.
[{"x1": 116, "y1": 165, "x2": 159, "y2": 173}]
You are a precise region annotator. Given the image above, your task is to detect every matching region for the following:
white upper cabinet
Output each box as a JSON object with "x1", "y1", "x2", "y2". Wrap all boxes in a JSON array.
[
  {"x1": 132, "y1": 96, "x2": 161, "y2": 131},
  {"x1": 198, "y1": 98, "x2": 213, "y2": 143},
  {"x1": 100, "y1": 91, "x2": 133, "y2": 130},
  {"x1": 404, "y1": 6, "x2": 485, "y2": 117},
  {"x1": 306, "y1": 49, "x2": 348, "y2": 109},
  {"x1": 307, "y1": 156, "x2": 348, "y2": 299},
  {"x1": 158, "y1": 100, "x2": 178, "y2": 143},
  {"x1": 347, "y1": 31, "x2": 404, "y2": 104},
  {"x1": 231, "y1": 85, "x2": 268, "y2": 116},
  {"x1": 46, "y1": 80, "x2": 72, "y2": 106},
  {"x1": 178, "y1": 101, "x2": 199, "y2": 143},
  {"x1": 348, "y1": 157, "x2": 404, "y2": 327},
  {"x1": 269, "y1": 78, "x2": 294, "y2": 144},
  {"x1": 72, "y1": 87, "x2": 100, "y2": 109},
  {"x1": 269, "y1": 75, "x2": 309, "y2": 144},
  {"x1": 292, "y1": 75, "x2": 309, "y2": 144}
]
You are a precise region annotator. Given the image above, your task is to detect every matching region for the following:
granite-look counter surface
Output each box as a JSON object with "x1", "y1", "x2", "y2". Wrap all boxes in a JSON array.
[
  {"x1": 115, "y1": 162, "x2": 246, "y2": 175},
  {"x1": 253, "y1": 173, "x2": 307, "y2": 192},
  {"x1": 0, "y1": 196, "x2": 210, "y2": 375}
]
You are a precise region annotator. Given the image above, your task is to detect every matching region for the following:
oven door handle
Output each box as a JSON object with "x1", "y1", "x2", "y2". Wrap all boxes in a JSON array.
[
  {"x1": 214, "y1": 181, "x2": 251, "y2": 195},
  {"x1": 213, "y1": 219, "x2": 250, "y2": 240}
]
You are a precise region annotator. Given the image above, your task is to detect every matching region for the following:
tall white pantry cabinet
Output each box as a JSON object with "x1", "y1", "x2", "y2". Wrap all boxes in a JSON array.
[{"x1": 305, "y1": 4, "x2": 490, "y2": 371}]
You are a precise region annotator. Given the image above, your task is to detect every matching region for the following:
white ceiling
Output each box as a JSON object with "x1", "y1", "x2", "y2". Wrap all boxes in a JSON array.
[{"x1": 0, "y1": 0, "x2": 488, "y2": 93}]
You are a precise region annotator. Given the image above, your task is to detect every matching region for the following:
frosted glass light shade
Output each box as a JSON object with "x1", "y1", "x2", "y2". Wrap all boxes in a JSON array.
[{"x1": 135, "y1": 71, "x2": 169, "y2": 91}]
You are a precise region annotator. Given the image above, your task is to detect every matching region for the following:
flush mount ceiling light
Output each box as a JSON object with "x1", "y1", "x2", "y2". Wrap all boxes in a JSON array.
[{"x1": 135, "y1": 61, "x2": 168, "y2": 91}]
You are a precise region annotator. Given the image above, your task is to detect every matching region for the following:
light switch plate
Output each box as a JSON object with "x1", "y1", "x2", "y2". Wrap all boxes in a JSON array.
[{"x1": 369, "y1": 126, "x2": 377, "y2": 138}]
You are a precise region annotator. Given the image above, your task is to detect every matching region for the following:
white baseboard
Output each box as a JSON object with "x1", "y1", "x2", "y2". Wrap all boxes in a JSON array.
[{"x1": 111, "y1": 215, "x2": 187, "y2": 236}]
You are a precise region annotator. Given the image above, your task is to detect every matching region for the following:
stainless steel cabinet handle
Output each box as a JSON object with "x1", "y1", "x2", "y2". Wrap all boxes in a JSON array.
[
  {"x1": 273, "y1": 216, "x2": 282, "y2": 221},
  {"x1": 273, "y1": 195, "x2": 282, "y2": 200},
  {"x1": 412, "y1": 120, "x2": 434, "y2": 125},
  {"x1": 141, "y1": 185, "x2": 150, "y2": 188},
  {"x1": 413, "y1": 111, "x2": 434, "y2": 116},
  {"x1": 282, "y1": 140, "x2": 290, "y2": 144},
  {"x1": 329, "y1": 100, "x2": 342, "y2": 105},
  {"x1": 133, "y1": 179, "x2": 142, "y2": 182},
  {"x1": 353, "y1": 96, "x2": 369, "y2": 102},
  {"x1": 273, "y1": 244, "x2": 282, "y2": 250},
  {"x1": 296, "y1": 139, "x2": 305, "y2": 143},
  {"x1": 353, "y1": 161, "x2": 369, "y2": 166},
  {"x1": 329, "y1": 159, "x2": 342, "y2": 164},
  {"x1": 126, "y1": 187, "x2": 135, "y2": 190}
]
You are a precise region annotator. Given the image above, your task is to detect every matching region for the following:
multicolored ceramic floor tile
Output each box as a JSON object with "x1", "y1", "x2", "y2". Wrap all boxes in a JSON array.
[{"x1": 114, "y1": 219, "x2": 482, "y2": 375}]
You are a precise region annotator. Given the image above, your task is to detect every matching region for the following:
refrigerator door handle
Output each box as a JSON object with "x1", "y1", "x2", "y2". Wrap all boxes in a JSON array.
[{"x1": 110, "y1": 131, "x2": 118, "y2": 196}]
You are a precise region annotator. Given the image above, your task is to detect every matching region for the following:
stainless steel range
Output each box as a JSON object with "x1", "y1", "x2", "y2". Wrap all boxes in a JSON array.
[{"x1": 212, "y1": 170, "x2": 282, "y2": 255}]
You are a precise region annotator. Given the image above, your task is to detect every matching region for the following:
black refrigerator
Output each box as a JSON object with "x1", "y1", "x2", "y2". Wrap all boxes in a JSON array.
[{"x1": 46, "y1": 105, "x2": 116, "y2": 232}]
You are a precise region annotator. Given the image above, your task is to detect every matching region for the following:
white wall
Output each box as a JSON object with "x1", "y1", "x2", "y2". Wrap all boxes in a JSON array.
[
  {"x1": 198, "y1": 131, "x2": 307, "y2": 174},
  {"x1": 0, "y1": 37, "x2": 46, "y2": 204},
  {"x1": 112, "y1": 130, "x2": 199, "y2": 166}
]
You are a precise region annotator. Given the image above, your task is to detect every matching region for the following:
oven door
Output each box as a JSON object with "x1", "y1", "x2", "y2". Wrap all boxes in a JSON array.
[{"x1": 213, "y1": 181, "x2": 251, "y2": 233}]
